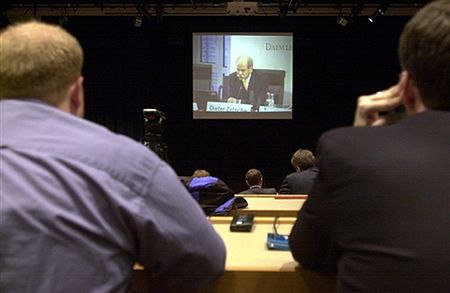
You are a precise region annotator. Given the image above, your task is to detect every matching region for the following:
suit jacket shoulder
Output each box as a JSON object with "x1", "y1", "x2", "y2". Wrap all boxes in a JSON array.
[
  {"x1": 289, "y1": 111, "x2": 450, "y2": 293},
  {"x1": 240, "y1": 186, "x2": 277, "y2": 194},
  {"x1": 279, "y1": 167, "x2": 318, "y2": 194}
]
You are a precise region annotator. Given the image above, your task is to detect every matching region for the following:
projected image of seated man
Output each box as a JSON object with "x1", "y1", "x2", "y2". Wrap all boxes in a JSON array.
[{"x1": 226, "y1": 55, "x2": 268, "y2": 111}]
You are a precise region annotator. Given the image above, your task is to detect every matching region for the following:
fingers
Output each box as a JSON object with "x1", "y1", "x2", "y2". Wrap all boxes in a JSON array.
[
  {"x1": 371, "y1": 116, "x2": 388, "y2": 127},
  {"x1": 353, "y1": 84, "x2": 403, "y2": 127},
  {"x1": 360, "y1": 85, "x2": 402, "y2": 113}
]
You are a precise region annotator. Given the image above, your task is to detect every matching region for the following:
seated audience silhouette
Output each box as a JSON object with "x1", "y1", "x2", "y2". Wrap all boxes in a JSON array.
[
  {"x1": 186, "y1": 169, "x2": 236, "y2": 215},
  {"x1": 290, "y1": 1, "x2": 450, "y2": 292},
  {"x1": 279, "y1": 149, "x2": 318, "y2": 194},
  {"x1": 239, "y1": 168, "x2": 277, "y2": 194}
]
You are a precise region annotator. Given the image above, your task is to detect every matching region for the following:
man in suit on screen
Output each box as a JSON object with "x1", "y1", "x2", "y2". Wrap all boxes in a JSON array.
[{"x1": 226, "y1": 55, "x2": 268, "y2": 111}]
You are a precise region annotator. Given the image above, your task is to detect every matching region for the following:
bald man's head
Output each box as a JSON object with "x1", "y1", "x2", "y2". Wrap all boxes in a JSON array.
[
  {"x1": 235, "y1": 55, "x2": 254, "y2": 81},
  {"x1": 0, "y1": 20, "x2": 84, "y2": 106}
]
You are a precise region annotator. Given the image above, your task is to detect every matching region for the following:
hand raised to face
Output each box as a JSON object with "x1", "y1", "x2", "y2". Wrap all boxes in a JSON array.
[{"x1": 353, "y1": 84, "x2": 403, "y2": 127}]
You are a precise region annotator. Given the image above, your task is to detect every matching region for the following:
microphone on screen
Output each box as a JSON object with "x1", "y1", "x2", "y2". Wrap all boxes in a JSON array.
[{"x1": 237, "y1": 86, "x2": 243, "y2": 100}]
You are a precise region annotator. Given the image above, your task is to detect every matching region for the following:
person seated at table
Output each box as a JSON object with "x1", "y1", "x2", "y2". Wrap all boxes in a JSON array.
[
  {"x1": 289, "y1": 1, "x2": 450, "y2": 292},
  {"x1": 279, "y1": 149, "x2": 319, "y2": 194},
  {"x1": 239, "y1": 168, "x2": 277, "y2": 194},
  {"x1": 226, "y1": 55, "x2": 268, "y2": 110},
  {"x1": 0, "y1": 20, "x2": 225, "y2": 293},
  {"x1": 185, "y1": 169, "x2": 238, "y2": 215},
  {"x1": 192, "y1": 169, "x2": 212, "y2": 178}
]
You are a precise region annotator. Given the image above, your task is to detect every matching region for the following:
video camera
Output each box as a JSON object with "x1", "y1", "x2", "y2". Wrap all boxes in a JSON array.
[
  {"x1": 143, "y1": 108, "x2": 166, "y2": 137},
  {"x1": 142, "y1": 108, "x2": 169, "y2": 162}
]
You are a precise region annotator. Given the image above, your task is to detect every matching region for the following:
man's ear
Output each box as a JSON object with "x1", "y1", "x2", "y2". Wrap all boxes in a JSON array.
[
  {"x1": 68, "y1": 76, "x2": 85, "y2": 117},
  {"x1": 399, "y1": 71, "x2": 414, "y2": 113},
  {"x1": 399, "y1": 71, "x2": 427, "y2": 115}
]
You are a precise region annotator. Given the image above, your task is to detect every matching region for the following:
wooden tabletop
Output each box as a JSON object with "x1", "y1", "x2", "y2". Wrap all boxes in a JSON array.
[
  {"x1": 132, "y1": 214, "x2": 335, "y2": 293},
  {"x1": 236, "y1": 194, "x2": 308, "y2": 199},
  {"x1": 230, "y1": 196, "x2": 306, "y2": 217},
  {"x1": 209, "y1": 216, "x2": 297, "y2": 271}
]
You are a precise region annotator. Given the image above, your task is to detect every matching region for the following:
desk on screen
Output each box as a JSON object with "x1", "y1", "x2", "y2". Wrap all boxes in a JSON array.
[
  {"x1": 206, "y1": 101, "x2": 253, "y2": 112},
  {"x1": 258, "y1": 105, "x2": 291, "y2": 112}
]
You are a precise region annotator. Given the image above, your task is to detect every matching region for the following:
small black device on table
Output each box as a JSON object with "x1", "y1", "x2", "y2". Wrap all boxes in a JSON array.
[{"x1": 230, "y1": 213, "x2": 254, "y2": 232}]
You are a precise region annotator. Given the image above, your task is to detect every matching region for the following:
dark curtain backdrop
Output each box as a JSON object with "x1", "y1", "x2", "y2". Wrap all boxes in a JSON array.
[{"x1": 43, "y1": 15, "x2": 407, "y2": 192}]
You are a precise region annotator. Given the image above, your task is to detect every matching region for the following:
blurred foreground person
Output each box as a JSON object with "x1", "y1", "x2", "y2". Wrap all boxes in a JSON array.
[
  {"x1": 290, "y1": 1, "x2": 450, "y2": 292},
  {"x1": 0, "y1": 21, "x2": 225, "y2": 293}
]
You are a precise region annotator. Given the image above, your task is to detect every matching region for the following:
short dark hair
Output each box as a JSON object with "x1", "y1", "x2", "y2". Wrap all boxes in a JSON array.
[
  {"x1": 245, "y1": 169, "x2": 263, "y2": 186},
  {"x1": 192, "y1": 169, "x2": 210, "y2": 178},
  {"x1": 291, "y1": 149, "x2": 315, "y2": 170},
  {"x1": 398, "y1": 0, "x2": 450, "y2": 110}
]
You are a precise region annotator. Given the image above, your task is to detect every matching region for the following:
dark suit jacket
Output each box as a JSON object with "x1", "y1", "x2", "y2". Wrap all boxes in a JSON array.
[
  {"x1": 227, "y1": 70, "x2": 268, "y2": 110},
  {"x1": 289, "y1": 111, "x2": 450, "y2": 293},
  {"x1": 239, "y1": 186, "x2": 277, "y2": 194},
  {"x1": 278, "y1": 166, "x2": 319, "y2": 194}
]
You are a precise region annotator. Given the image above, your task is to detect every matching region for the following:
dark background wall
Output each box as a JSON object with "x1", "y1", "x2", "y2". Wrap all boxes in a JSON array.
[{"x1": 43, "y1": 15, "x2": 408, "y2": 192}]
